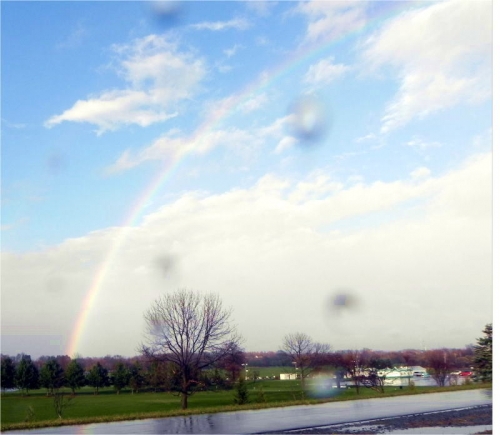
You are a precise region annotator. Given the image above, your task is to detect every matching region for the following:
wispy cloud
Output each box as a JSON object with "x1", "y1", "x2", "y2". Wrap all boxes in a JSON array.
[
  {"x1": 294, "y1": 1, "x2": 367, "y2": 44},
  {"x1": 106, "y1": 127, "x2": 257, "y2": 173},
  {"x1": 190, "y1": 18, "x2": 250, "y2": 31},
  {"x1": 355, "y1": 133, "x2": 376, "y2": 143},
  {"x1": 223, "y1": 44, "x2": 243, "y2": 58},
  {"x1": 245, "y1": 1, "x2": 277, "y2": 17},
  {"x1": 362, "y1": 0, "x2": 492, "y2": 134},
  {"x1": 45, "y1": 34, "x2": 205, "y2": 134},
  {"x1": 1, "y1": 217, "x2": 29, "y2": 232},
  {"x1": 303, "y1": 56, "x2": 350, "y2": 87},
  {"x1": 405, "y1": 136, "x2": 442, "y2": 150},
  {"x1": 2, "y1": 118, "x2": 27, "y2": 129},
  {"x1": 56, "y1": 22, "x2": 87, "y2": 50},
  {"x1": 106, "y1": 113, "x2": 294, "y2": 173}
]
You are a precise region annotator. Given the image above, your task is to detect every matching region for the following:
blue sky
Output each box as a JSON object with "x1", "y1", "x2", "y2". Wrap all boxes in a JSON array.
[{"x1": 1, "y1": 1, "x2": 494, "y2": 358}]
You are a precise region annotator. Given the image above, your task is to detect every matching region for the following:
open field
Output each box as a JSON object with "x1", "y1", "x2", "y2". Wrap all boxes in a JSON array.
[{"x1": 1, "y1": 379, "x2": 490, "y2": 432}]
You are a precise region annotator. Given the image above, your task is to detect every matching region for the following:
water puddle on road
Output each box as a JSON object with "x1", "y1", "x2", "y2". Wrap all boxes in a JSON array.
[{"x1": 383, "y1": 425, "x2": 492, "y2": 434}]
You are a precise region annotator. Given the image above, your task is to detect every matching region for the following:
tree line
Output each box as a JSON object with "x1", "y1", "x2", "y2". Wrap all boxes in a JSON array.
[
  {"x1": 1, "y1": 289, "x2": 492, "y2": 411},
  {"x1": 0, "y1": 354, "x2": 243, "y2": 397}
]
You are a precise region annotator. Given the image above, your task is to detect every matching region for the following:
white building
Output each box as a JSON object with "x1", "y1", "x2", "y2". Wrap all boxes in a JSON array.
[{"x1": 280, "y1": 373, "x2": 298, "y2": 380}]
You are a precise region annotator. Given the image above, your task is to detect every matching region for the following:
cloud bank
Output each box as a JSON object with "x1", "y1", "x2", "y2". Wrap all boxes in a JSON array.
[{"x1": 2, "y1": 152, "x2": 491, "y2": 357}]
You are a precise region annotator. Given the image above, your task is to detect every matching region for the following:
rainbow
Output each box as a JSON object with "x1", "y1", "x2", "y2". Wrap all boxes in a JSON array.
[{"x1": 65, "y1": 2, "x2": 409, "y2": 357}]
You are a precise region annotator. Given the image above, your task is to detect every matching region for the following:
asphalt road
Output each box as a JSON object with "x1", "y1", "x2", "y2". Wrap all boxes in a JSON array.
[{"x1": 10, "y1": 389, "x2": 492, "y2": 434}]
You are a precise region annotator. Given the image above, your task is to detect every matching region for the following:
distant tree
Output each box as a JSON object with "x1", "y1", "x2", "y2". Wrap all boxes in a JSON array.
[
  {"x1": 40, "y1": 358, "x2": 65, "y2": 396},
  {"x1": 473, "y1": 323, "x2": 492, "y2": 383},
  {"x1": 145, "y1": 360, "x2": 169, "y2": 392},
  {"x1": 358, "y1": 357, "x2": 393, "y2": 393},
  {"x1": 275, "y1": 350, "x2": 293, "y2": 366},
  {"x1": 55, "y1": 355, "x2": 72, "y2": 371},
  {"x1": 369, "y1": 357, "x2": 393, "y2": 370},
  {"x1": 400, "y1": 350, "x2": 417, "y2": 368},
  {"x1": 424, "y1": 349, "x2": 456, "y2": 387},
  {"x1": 326, "y1": 352, "x2": 347, "y2": 389},
  {"x1": 282, "y1": 332, "x2": 330, "y2": 390},
  {"x1": 65, "y1": 359, "x2": 86, "y2": 394},
  {"x1": 338, "y1": 349, "x2": 369, "y2": 394},
  {"x1": 216, "y1": 342, "x2": 245, "y2": 383},
  {"x1": 233, "y1": 375, "x2": 249, "y2": 405},
  {"x1": 129, "y1": 361, "x2": 145, "y2": 394},
  {"x1": 87, "y1": 363, "x2": 109, "y2": 395},
  {"x1": 141, "y1": 289, "x2": 241, "y2": 410},
  {"x1": 207, "y1": 367, "x2": 230, "y2": 390},
  {"x1": 250, "y1": 369, "x2": 260, "y2": 383},
  {"x1": 15, "y1": 355, "x2": 39, "y2": 395},
  {"x1": 111, "y1": 363, "x2": 130, "y2": 394},
  {"x1": 1, "y1": 357, "x2": 16, "y2": 390}
]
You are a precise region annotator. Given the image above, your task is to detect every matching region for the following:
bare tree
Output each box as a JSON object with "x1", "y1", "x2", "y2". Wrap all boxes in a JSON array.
[
  {"x1": 52, "y1": 389, "x2": 74, "y2": 419},
  {"x1": 215, "y1": 341, "x2": 245, "y2": 383},
  {"x1": 141, "y1": 289, "x2": 241, "y2": 409},
  {"x1": 282, "y1": 332, "x2": 330, "y2": 390},
  {"x1": 424, "y1": 349, "x2": 456, "y2": 387},
  {"x1": 338, "y1": 349, "x2": 369, "y2": 394}
]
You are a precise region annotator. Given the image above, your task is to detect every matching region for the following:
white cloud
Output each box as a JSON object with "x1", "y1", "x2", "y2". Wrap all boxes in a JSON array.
[
  {"x1": 245, "y1": 1, "x2": 277, "y2": 17},
  {"x1": 303, "y1": 56, "x2": 350, "y2": 87},
  {"x1": 223, "y1": 44, "x2": 243, "y2": 58},
  {"x1": 239, "y1": 93, "x2": 269, "y2": 113},
  {"x1": 355, "y1": 133, "x2": 376, "y2": 143},
  {"x1": 405, "y1": 136, "x2": 442, "y2": 150},
  {"x1": 106, "y1": 127, "x2": 259, "y2": 173},
  {"x1": 190, "y1": 18, "x2": 250, "y2": 31},
  {"x1": 362, "y1": 0, "x2": 492, "y2": 133},
  {"x1": 107, "y1": 114, "x2": 294, "y2": 173},
  {"x1": 1, "y1": 152, "x2": 491, "y2": 356},
  {"x1": 274, "y1": 136, "x2": 298, "y2": 154},
  {"x1": 294, "y1": 1, "x2": 366, "y2": 44},
  {"x1": 410, "y1": 166, "x2": 431, "y2": 181},
  {"x1": 45, "y1": 34, "x2": 205, "y2": 133}
]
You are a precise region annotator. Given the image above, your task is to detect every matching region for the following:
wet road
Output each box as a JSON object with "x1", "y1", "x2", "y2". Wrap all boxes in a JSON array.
[{"x1": 11, "y1": 389, "x2": 492, "y2": 434}]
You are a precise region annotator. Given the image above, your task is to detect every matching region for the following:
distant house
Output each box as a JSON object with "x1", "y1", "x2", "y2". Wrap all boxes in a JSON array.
[
  {"x1": 280, "y1": 373, "x2": 298, "y2": 380},
  {"x1": 411, "y1": 366, "x2": 429, "y2": 377}
]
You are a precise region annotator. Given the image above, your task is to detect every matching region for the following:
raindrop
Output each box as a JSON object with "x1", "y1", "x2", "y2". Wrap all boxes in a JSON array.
[
  {"x1": 47, "y1": 151, "x2": 67, "y2": 175},
  {"x1": 147, "y1": 1, "x2": 184, "y2": 28},
  {"x1": 329, "y1": 290, "x2": 358, "y2": 312},
  {"x1": 288, "y1": 95, "x2": 328, "y2": 143},
  {"x1": 153, "y1": 254, "x2": 176, "y2": 278}
]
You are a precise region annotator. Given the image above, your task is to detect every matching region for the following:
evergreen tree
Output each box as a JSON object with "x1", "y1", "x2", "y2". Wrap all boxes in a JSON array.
[
  {"x1": 87, "y1": 363, "x2": 109, "y2": 394},
  {"x1": 473, "y1": 323, "x2": 492, "y2": 382},
  {"x1": 65, "y1": 360, "x2": 86, "y2": 394},
  {"x1": 15, "y1": 355, "x2": 39, "y2": 395},
  {"x1": 1, "y1": 357, "x2": 16, "y2": 390},
  {"x1": 233, "y1": 375, "x2": 249, "y2": 405},
  {"x1": 129, "y1": 361, "x2": 145, "y2": 394},
  {"x1": 40, "y1": 357, "x2": 65, "y2": 395},
  {"x1": 111, "y1": 362, "x2": 130, "y2": 394}
]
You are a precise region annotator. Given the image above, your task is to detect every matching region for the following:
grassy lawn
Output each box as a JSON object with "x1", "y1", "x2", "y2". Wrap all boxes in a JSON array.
[{"x1": 1, "y1": 380, "x2": 490, "y2": 432}]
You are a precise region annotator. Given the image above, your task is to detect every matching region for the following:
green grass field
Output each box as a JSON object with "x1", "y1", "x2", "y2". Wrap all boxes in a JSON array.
[{"x1": 1, "y1": 377, "x2": 490, "y2": 432}]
